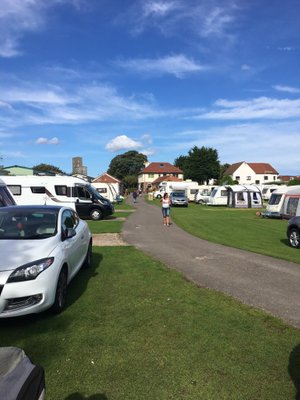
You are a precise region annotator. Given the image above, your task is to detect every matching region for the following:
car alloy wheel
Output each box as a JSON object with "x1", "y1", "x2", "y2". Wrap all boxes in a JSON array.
[
  {"x1": 90, "y1": 209, "x2": 103, "y2": 220},
  {"x1": 52, "y1": 268, "x2": 68, "y2": 313},
  {"x1": 289, "y1": 228, "x2": 300, "y2": 248}
]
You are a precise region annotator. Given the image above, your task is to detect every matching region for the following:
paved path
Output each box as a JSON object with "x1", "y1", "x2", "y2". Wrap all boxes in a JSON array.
[{"x1": 122, "y1": 196, "x2": 300, "y2": 329}]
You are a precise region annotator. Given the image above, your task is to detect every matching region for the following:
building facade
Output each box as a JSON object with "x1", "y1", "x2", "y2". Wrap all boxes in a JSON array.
[
  {"x1": 224, "y1": 162, "x2": 279, "y2": 185},
  {"x1": 138, "y1": 162, "x2": 184, "y2": 191}
]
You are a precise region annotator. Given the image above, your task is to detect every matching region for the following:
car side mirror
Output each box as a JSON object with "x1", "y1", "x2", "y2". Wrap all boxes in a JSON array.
[{"x1": 62, "y1": 228, "x2": 76, "y2": 241}]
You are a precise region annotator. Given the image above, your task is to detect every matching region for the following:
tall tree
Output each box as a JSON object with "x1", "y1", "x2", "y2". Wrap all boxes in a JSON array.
[
  {"x1": 107, "y1": 151, "x2": 147, "y2": 181},
  {"x1": 33, "y1": 163, "x2": 65, "y2": 175},
  {"x1": 175, "y1": 146, "x2": 220, "y2": 184}
]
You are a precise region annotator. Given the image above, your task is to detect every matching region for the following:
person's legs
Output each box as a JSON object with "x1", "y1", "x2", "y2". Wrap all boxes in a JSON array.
[
  {"x1": 166, "y1": 208, "x2": 170, "y2": 226},
  {"x1": 162, "y1": 208, "x2": 167, "y2": 225}
]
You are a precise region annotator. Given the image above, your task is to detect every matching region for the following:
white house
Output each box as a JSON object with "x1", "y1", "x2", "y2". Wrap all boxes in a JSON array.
[
  {"x1": 138, "y1": 162, "x2": 184, "y2": 191},
  {"x1": 224, "y1": 162, "x2": 279, "y2": 185}
]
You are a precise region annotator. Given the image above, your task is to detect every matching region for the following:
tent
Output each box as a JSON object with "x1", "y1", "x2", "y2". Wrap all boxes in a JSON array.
[{"x1": 227, "y1": 185, "x2": 263, "y2": 208}]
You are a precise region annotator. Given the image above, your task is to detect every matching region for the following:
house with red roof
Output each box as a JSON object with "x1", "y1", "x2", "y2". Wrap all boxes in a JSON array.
[
  {"x1": 138, "y1": 162, "x2": 184, "y2": 191},
  {"x1": 92, "y1": 172, "x2": 122, "y2": 202},
  {"x1": 224, "y1": 162, "x2": 279, "y2": 185}
]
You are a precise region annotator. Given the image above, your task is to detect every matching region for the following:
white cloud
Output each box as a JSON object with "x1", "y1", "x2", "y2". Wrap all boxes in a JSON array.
[
  {"x1": 196, "y1": 97, "x2": 300, "y2": 120},
  {"x1": 36, "y1": 137, "x2": 60, "y2": 145},
  {"x1": 143, "y1": 1, "x2": 180, "y2": 17},
  {"x1": 105, "y1": 135, "x2": 142, "y2": 152},
  {"x1": 117, "y1": 54, "x2": 207, "y2": 78},
  {"x1": 273, "y1": 85, "x2": 300, "y2": 94}
]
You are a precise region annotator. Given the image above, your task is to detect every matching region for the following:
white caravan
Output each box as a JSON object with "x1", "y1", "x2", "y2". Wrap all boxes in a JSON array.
[
  {"x1": 91, "y1": 181, "x2": 122, "y2": 203},
  {"x1": 0, "y1": 178, "x2": 16, "y2": 207},
  {"x1": 261, "y1": 185, "x2": 285, "y2": 201},
  {"x1": 1, "y1": 175, "x2": 114, "y2": 220},
  {"x1": 264, "y1": 185, "x2": 300, "y2": 218},
  {"x1": 207, "y1": 186, "x2": 229, "y2": 206},
  {"x1": 194, "y1": 186, "x2": 213, "y2": 204},
  {"x1": 281, "y1": 187, "x2": 300, "y2": 219}
]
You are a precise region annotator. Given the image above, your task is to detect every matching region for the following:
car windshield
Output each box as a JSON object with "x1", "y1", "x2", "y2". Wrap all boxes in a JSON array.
[
  {"x1": 0, "y1": 186, "x2": 15, "y2": 207},
  {"x1": 0, "y1": 209, "x2": 58, "y2": 240},
  {"x1": 172, "y1": 192, "x2": 185, "y2": 198}
]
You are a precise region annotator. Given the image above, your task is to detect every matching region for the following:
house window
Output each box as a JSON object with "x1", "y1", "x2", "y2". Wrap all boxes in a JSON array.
[
  {"x1": 148, "y1": 173, "x2": 154, "y2": 178},
  {"x1": 235, "y1": 176, "x2": 240, "y2": 180},
  {"x1": 255, "y1": 180, "x2": 260, "y2": 184},
  {"x1": 246, "y1": 176, "x2": 251, "y2": 180},
  {"x1": 264, "y1": 176, "x2": 268, "y2": 180}
]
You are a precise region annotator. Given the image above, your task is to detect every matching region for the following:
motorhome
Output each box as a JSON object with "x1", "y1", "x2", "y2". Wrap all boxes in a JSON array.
[
  {"x1": 0, "y1": 178, "x2": 16, "y2": 207},
  {"x1": 207, "y1": 186, "x2": 228, "y2": 206},
  {"x1": 154, "y1": 180, "x2": 199, "y2": 200},
  {"x1": 227, "y1": 185, "x2": 263, "y2": 208},
  {"x1": 264, "y1": 185, "x2": 300, "y2": 218},
  {"x1": 1, "y1": 175, "x2": 114, "y2": 220}
]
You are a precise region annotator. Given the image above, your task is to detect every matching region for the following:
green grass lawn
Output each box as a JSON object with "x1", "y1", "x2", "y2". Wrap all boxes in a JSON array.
[
  {"x1": 0, "y1": 246, "x2": 299, "y2": 400},
  {"x1": 149, "y1": 199, "x2": 300, "y2": 264}
]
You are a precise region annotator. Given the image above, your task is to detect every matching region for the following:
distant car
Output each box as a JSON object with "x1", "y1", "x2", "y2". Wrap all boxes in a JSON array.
[
  {"x1": 287, "y1": 216, "x2": 300, "y2": 248},
  {"x1": 170, "y1": 191, "x2": 188, "y2": 207},
  {"x1": 0, "y1": 205, "x2": 92, "y2": 317}
]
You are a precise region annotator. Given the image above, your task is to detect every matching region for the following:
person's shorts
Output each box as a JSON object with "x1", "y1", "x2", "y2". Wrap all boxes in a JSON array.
[{"x1": 162, "y1": 207, "x2": 170, "y2": 217}]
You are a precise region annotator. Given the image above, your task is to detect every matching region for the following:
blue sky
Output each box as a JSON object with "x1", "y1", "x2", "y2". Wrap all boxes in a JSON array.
[{"x1": 0, "y1": 0, "x2": 300, "y2": 177}]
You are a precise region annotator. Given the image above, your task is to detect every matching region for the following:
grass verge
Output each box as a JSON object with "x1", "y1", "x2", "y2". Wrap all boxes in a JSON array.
[{"x1": 0, "y1": 246, "x2": 299, "y2": 400}]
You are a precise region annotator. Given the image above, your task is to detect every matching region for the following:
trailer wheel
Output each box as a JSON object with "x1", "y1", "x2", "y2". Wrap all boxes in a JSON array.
[
  {"x1": 52, "y1": 267, "x2": 67, "y2": 314},
  {"x1": 288, "y1": 228, "x2": 300, "y2": 248},
  {"x1": 90, "y1": 209, "x2": 103, "y2": 220}
]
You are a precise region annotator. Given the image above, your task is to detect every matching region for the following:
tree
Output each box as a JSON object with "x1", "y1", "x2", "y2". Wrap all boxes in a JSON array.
[
  {"x1": 174, "y1": 155, "x2": 188, "y2": 172},
  {"x1": 288, "y1": 179, "x2": 300, "y2": 186},
  {"x1": 33, "y1": 163, "x2": 65, "y2": 175},
  {"x1": 175, "y1": 146, "x2": 220, "y2": 184},
  {"x1": 107, "y1": 151, "x2": 147, "y2": 182}
]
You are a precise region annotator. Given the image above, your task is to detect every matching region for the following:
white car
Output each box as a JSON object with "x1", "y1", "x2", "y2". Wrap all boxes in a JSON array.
[{"x1": 0, "y1": 205, "x2": 92, "y2": 317}]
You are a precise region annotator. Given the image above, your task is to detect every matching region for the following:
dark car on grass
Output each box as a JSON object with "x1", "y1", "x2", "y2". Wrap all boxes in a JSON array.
[{"x1": 287, "y1": 216, "x2": 300, "y2": 248}]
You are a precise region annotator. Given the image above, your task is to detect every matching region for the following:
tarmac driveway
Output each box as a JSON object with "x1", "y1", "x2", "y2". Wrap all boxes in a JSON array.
[{"x1": 122, "y1": 196, "x2": 300, "y2": 329}]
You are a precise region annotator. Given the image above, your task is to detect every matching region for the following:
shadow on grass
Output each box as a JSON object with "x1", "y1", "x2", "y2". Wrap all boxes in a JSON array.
[
  {"x1": 288, "y1": 344, "x2": 300, "y2": 400},
  {"x1": 65, "y1": 251, "x2": 103, "y2": 307},
  {"x1": 65, "y1": 394, "x2": 108, "y2": 400}
]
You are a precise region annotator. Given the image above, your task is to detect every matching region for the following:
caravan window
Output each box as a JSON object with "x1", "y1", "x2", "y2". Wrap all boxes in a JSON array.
[
  {"x1": 31, "y1": 186, "x2": 45, "y2": 194},
  {"x1": 8, "y1": 185, "x2": 21, "y2": 196},
  {"x1": 269, "y1": 193, "x2": 282, "y2": 205},
  {"x1": 286, "y1": 197, "x2": 299, "y2": 216},
  {"x1": 55, "y1": 185, "x2": 69, "y2": 196},
  {"x1": 221, "y1": 190, "x2": 228, "y2": 197}
]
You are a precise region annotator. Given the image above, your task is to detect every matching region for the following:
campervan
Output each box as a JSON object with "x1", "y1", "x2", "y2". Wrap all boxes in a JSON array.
[
  {"x1": 154, "y1": 180, "x2": 199, "y2": 200},
  {"x1": 0, "y1": 178, "x2": 16, "y2": 207},
  {"x1": 194, "y1": 186, "x2": 213, "y2": 204},
  {"x1": 264, "y1": 185, "x2": 300, "y2": 218},
  {"x1": 227, "y1": 185, "x2": 263, "y2": 208},
  {"x1": 207, "y1": 186, "x2": 228, "y2": 206},
  {"x1": 1, "y1": 175, "x2": 114, "y2": 220}
]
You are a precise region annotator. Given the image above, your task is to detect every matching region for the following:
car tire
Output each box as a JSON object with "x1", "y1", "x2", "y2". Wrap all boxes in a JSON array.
[
  {"x1": 156, "y1": 194, "x2": 162, "y2": 199},
  {"x1": 52, "y1": 268, "x2": 68, "y2": 314},
  {"x1": 82, "y1": 240, "x2": 92, "y2": 269},
  {"x1": 288, "y1": 228, "x2": 300, "y2": 248},
  {"x1": 90, "y1": 209, "x2": 103, "y2": 220}
]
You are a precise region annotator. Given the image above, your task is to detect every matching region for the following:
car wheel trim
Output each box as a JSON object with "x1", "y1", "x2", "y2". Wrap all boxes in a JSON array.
[
  {"x1": 90, "y1": 209, "x2": 102, "y2": 220},
  {"x1": 289, "y1": 229, "x2": 300, "y2": 248}
]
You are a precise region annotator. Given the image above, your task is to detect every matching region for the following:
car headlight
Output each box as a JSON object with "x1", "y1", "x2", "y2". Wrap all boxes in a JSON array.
[{"x1": 7, "y1": 257, "x2": 54, "y2": 283}]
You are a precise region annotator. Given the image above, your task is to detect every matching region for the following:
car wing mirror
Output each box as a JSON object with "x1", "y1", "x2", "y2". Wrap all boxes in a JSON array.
[{"x1": 62, "y1": 227, "x2": 76, "y2": 241}]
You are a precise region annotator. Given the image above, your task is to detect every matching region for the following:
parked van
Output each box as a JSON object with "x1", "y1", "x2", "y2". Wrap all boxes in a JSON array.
[
  {"x1": 194, "y1": 186, "x2": 213, "y2": 204},
  {"x1": 0, "y1": 178, "x2": 16, "y2": 207},
  {"x1": 207, "y1": 186, "x2": 228, "y2": 206},
  {"x1": 1, "y1": 175, "x2": 114, "y2": 220},
  {"x1": 264, "y1": 185, "x2": 300, "y2": 218}
]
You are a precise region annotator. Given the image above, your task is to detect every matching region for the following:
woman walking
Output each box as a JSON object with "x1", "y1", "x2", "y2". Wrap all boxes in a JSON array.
[{"x1": 160, "y1": 193, "x2": 171, "y2": 226}]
